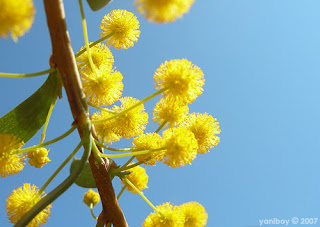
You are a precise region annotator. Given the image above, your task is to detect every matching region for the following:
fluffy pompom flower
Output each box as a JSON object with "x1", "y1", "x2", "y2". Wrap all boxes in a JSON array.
[
  {"x1": 153, "y1": 97, "x2": 189, "y2": 127},
  {"x1": 0, "y1": 134, "x2": 25, "y2": 177},
  {"x1": 132, "y1": 133, "x2": 164, "y2": 165},
  {"x1": 27, "y1": 148, "x2": 50, "y2": 168},
  {"x1": 142, "y1": 202, "x2": 184, "y2": 227},
  {"x1": 0, "y1": 0, "x2": 35, "y2": 41},
  {"x1": 181, "y1": 113, "x2": 221, "y2": 154},
  {"x1": 162, "y1": 127, "x2": 198, "y2": 168},
  {"x1": 179, "y1": 202, "x2": 208, "y2": 227},
  {"x1": 100, "y1": 9, "x2": 140, "y2": 49},
  {"x1": 135, "y1": 0, "x2": 195, "y2": 23},
  {"x1": 122, "y1": 164, "x2": 148, "y2": 194},
  {"x1": 6, "y1": 183, "x2": 52, "y2": 226},
  {"x1": 83, "y1": 189, "x2": 100, "y2": 207},
  {"x1": 81, "y1": 66, "x2": 123, "y2": 106},
  {"x1": 112, "y1": 97, "x2": 148, "y2": 139},
  {"x1": 154, "y1": 59, "x2": 204, "y2": 104},
  {"x1": 92, "y1": 110, "x2": 121, "y2": 145},
  {"x1": 76, "y1": 43, "x2": 114, "y2": 73}
]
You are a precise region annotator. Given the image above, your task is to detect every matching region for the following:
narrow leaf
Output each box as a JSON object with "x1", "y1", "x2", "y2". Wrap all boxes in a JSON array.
[{"x1": 0, "y1": 72, "x2": 58, "y2": 142}]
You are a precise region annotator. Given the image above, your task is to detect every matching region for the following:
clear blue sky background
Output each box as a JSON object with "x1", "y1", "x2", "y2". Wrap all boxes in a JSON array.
[{"x1": 1, "y1": 0, "x2": 320, "y2": 226}]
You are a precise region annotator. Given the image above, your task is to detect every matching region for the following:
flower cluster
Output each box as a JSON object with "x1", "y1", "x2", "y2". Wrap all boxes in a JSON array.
[
  {"x1": 6, "y1": 183, "x2": 52, "y2": 226},
  {"x1": 77, "y1": 10, "x2": 219, "y2": 224},
  {"x1": 143, "y1": 202, "x2": 207, "y2": 227},
  {"x1": 132, "y1": 112, "x2": 220, "y2": 168},
  {"x1": 0, "y1": 134, "x2": 52, "y2": 177},
  {"x1": 77, "y1": 9, "x2": 142, "y2": 107},
  {"x1": 128, "y1": 59, "x2": 220, "y2": 168},
  {"x1": 77, "y1": 43, "x2": 123, "y2": 107},
  {"x1": 1, "y1": 2, "x2": 217, "y2": 226},
  {"x1": 92, "y1": 97, "x2": 149, "y2": 144}
]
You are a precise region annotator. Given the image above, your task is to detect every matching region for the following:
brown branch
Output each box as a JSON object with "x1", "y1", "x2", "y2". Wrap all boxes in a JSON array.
[{"x1": 43, "y1": 0, "x2": 127, "y2": 226}]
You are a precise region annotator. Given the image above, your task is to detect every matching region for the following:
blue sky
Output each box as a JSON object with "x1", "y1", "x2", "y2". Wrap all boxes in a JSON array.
[{"x1": 1, "y1": 0, "x2": 320, "y2": 226}]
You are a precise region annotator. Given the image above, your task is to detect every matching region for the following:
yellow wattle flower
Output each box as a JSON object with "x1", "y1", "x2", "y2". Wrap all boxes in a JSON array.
[
  {"x1": 179, "y1": 202, "x2": 208, "y2": 227},
  {"x1": 0, "y1": 134, "x2": 25, "y2": 177},
  {"x1": 154, "y1": 59, "x2": 205, "y2": 105},
  {"x1": 76, "y1": 42, "x2": 114, "y2": 74},
  {"x1": 132, "y1": 133, "x2": 164, "y2": 165},
  {"x1": 6, "y1": 183, "x2": 52, "y2": 226},
  {"x1": 153, "y1": 97, "x2": 189, "y2": 127},
  {"x1": 162, "y1": 127, "x2": 198, "y2": 168},
  {"x1": 181, "y1": 113, "x2": 221, "y2": 154},
  {"x1": 81, "y1": 66, "x2": 123, "y2": 106},
  {"x1": 100, "y1": 9, "x2": 140, "y2": 49},
  {"x1": 27, "y1": 148, "x2": 50, "y2": 168},
  {"x1": 0, "y1": 0, "x2": 35, "y2": 41},
  {"x1": 83, "y1": 189, "x2": 100, "y2": 207},
  {"x1": 135, "y1": 0, "x2": 195, "y2": 23},
  {"x1": 142, "y1": 202, "x2": 184, "y2": 227},
  {"x1": 112, "y1": 97, "x2": 148, "y2": 139},
  {"x1": 122, "y1": 164, "x2": 148, "y2": 194},
  {"x1": 92, "y1": 110, "x2": 121, "y2": 145}
]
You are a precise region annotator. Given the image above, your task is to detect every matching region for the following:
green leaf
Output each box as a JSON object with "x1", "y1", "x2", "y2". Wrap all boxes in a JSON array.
[
  {"x1": 0, "y1": 72, "x2": 58, "y2": 143},
  {"x1": 86, "y1": 0, "x2": 112, "y2": 11},
  {"x1": 70, "y1": 158, "x2": 97, "y2": 188}
]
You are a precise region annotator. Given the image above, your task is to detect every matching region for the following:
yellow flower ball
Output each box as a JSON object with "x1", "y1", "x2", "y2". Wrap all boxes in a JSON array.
[
  {"x1": 6, "y1": 183, "x2": 52, "y2": 226},
  {"x1": 0, "y1": 0, "x2": 35, "y2": 41},
  {"x1": 153, "y1": 97, "x2": 189, "y2": 127},
  {"x1": 100, "y1": 9, "x2": 140, "y2": 49},
  {"x1": 181, "y1": 113, "x2": 221, "y2": 154},
  {"x1": 132, "y1": 133, "x2": 165, "y2": 165},
  {"x1": 142, "y1": 202, "x2": 184, "y2": 227},
  {"x1": 83, "y1": 189, "x2": 100, "y2": 207},
  {"x1": 162, "y1": 127, "x2": 198, "y2": 168},
  {"x1": 179, "y1": 202, "x2": 208, "y2": 227},
  {"x1": 82, "y1": 66, "x2": 123, "y2": 106},
  {"x1": 122, "y1": 164, "x2": 148, "y2": 194},
  {"x1": 0, "y1": 134, "x2": 25, "y2": 177},
  {"x1": 76, "y1": 43, "x2": 114, "y2": 74},
  {"x1": 154, "y1": 59, "x2": 205, "y2": 105},
  {"x1": 27, "y1": 148, "x2": 50, "y2": 168},
  {"x1": 92, "y1": 110, "x2": 121, "y2": 145},
  {"x1": 112, "y1": 97, "x2": 148, "y2": 139},
  {"x1": 135, "y1": 0, "x2": 195, "y2": 23}
]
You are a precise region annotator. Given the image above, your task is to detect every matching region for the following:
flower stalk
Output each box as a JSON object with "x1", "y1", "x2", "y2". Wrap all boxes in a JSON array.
[
  {"x1": 0, "y1": 68, "x2": 55, "y2": 78},
  {"x1": 123, "y1": 177, "x2": 159, "y2": 213},
  {"x1": 13, "y1": 125, "x2": 77, "y2": 155},
  {"x1": 38, "y1": 140, "x2": 84, "y2": 195},
  {"x1": 101, "y1": 148, "x2": 164, "y2": 159}
]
